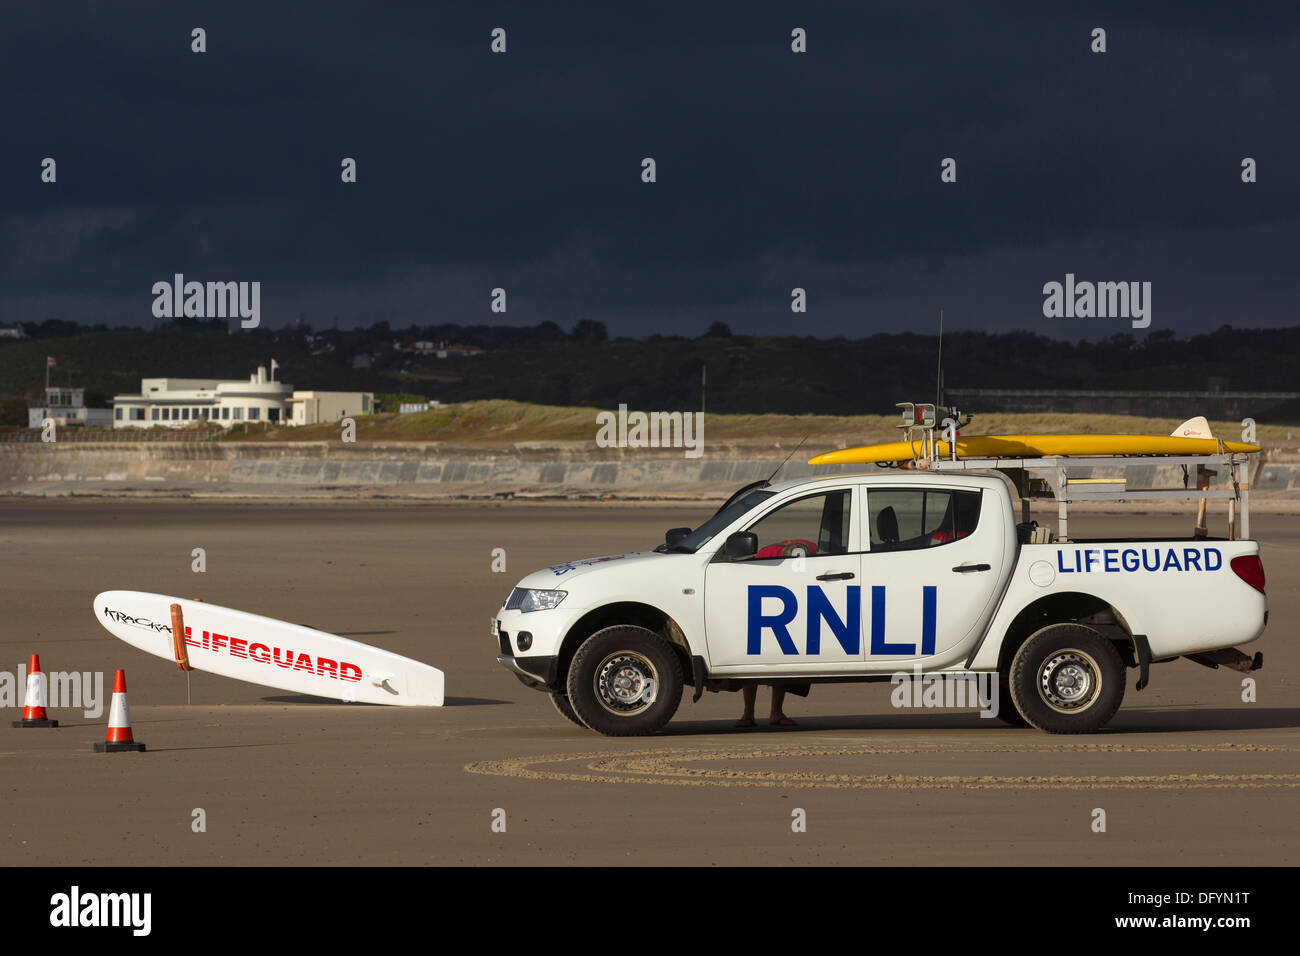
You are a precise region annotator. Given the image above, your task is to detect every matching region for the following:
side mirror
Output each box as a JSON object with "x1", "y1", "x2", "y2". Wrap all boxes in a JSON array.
[
  {"x1": 665, "y1": 527, "x2": 691, "y2": 548},
  {"x1": 723, "y1": 531, "x2": 758, "y2": 560}
]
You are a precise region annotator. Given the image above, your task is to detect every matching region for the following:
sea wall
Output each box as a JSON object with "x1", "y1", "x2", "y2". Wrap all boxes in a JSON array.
[
  {"x1": 0, "y1": 440, "x2": 852, "y2": 497},
  {"x1": 1, "y1": 440, "x2": 1296, "y2": 500}
]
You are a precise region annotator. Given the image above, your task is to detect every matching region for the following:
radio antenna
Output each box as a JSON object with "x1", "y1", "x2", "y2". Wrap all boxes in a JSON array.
[
  {"x1": 935, "y1": 309, "x2": 944, "y2": 408},
  {"x1": 769, "y1": 435, "x2": 810, "y2": 483}
]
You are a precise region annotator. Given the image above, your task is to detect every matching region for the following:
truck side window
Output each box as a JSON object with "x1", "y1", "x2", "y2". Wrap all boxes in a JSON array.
[
  {"x1": 746, "y1": 491, "x2": 851, "y2": 558},
  {"x1": 869, "y1": 489, "x2": 981, "y2": 552}
]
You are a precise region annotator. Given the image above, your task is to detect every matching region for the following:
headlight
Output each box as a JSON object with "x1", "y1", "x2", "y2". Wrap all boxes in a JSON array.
[{"x1": 505, "y1": 588, "x2": 568, "y2": 613}]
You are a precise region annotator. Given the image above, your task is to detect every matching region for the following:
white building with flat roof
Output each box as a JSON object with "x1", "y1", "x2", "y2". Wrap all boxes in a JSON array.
[
  {"x1": 111, "y1": 366, "x2": 372, "y2": 429},
  {"x1": 28, "y1": 387, "x2": 113, "y2": 428},
  {"x1": 288, "y1": 390, "x2": 373, "y2": 426}
]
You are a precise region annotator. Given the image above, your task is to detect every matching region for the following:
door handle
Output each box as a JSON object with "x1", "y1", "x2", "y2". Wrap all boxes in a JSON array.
[
  {"x1": 952, "y1": 563, "x2": 991, "y2": 573},
  {"x1": 815, "y1": 572, "x2": 855, "y2": 581}
]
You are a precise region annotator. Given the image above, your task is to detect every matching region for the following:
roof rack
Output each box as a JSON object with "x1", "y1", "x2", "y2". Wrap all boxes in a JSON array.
[{"x1": 910, "y1": 453, "x2": 1252, "y2": 542}]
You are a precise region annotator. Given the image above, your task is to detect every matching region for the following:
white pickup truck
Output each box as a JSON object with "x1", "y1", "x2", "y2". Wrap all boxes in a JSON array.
[{"x1": 494, "y1": 469, "x2": 1267, "y2": 735}]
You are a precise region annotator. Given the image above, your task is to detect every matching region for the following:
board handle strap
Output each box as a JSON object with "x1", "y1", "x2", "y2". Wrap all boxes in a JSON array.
[{"x1": 169, "y1": 603, "x2": 193, "y2": 672}]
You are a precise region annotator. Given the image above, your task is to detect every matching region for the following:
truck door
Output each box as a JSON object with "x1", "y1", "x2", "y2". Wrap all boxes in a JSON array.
[
  {"x1": 704, "y1": 488, "x2": 864, "y2": 668},
  {"x1": 858, "y1": 486, "x2": 1003, "y2": 670}
]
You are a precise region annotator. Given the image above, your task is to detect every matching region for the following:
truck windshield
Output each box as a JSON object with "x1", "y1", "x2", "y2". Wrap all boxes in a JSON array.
[{"x1": 666, "y1": 490, "x2": 776, "y2": 553}]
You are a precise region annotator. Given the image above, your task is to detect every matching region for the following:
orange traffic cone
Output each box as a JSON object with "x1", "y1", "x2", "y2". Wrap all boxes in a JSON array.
[
  {"x1": 12, "y1": 653, "x2": 58, "y2": 728},
  {"x1": 93, "y1": 670, "x2": 145, "y2": 753}
]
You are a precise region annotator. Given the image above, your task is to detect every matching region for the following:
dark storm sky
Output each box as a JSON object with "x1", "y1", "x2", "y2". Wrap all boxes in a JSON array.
[{"x1": 3, "y1": 2, "x2": 1298, "y2": 339}]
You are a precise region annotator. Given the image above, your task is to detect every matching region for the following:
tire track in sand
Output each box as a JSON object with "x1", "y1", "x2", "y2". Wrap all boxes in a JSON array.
[{"x1": 466, "y1": 742, "x2": 1300, "y2": 790}]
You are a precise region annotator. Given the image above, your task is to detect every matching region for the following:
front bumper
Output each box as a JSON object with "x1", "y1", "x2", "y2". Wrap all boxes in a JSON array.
[
  {"x1": 495, "y1": 619, "x2": 559, "y2": 690},
  {"x1": 497, "y1": 652, "x2": 559, "y2": 690}
]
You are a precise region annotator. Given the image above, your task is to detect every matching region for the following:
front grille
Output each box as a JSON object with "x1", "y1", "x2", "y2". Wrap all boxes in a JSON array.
[{"x1": 497, "y1": 626, "x2": 511, "y2": 656}]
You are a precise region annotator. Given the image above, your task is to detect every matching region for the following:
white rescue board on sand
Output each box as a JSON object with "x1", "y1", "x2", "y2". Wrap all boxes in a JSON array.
[{"x1": 93, "y1": 591, "x2": 444, "y2": 706}]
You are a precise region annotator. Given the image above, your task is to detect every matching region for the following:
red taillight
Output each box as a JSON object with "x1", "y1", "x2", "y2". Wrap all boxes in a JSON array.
[{"x1": 1231, "y1": 555, "x2": 1266, "y2": 594}]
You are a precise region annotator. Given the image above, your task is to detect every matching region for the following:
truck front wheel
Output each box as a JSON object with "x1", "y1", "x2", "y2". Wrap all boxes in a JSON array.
[
  {"x1": 550, "y1": 693, "x2": 589, "y2": 729},
  {"x1": 566, "y1": 625, "x2": 683, "y2": 736},
  {"x1": 1009, "y1": 624, "x2": 1125, "y2": 734}
]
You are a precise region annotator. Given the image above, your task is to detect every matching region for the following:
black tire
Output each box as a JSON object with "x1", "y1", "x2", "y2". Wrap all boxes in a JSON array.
[
  {"x1": 1009, "y1": 623, "x2": 1125, "y2": 734},
  {"x1": 550, "y1": 693, "x2": 588, "y2": 729},
  {"x1": 566, "y1": 625, "x2": 683, "y2": 736},
  {"x1": 987, "y1": 681, "x2": 1029, "y2": 723},
  {"x1": 991, "y1": 668, "x2": 1031, "y2": 727}
]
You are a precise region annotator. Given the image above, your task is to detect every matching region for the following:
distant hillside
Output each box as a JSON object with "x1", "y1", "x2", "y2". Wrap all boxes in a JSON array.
[
  {"x1": 2, "y1": 321, "x2": 1298, "y2": 426},
  {"x1": 224, "y1": 399, "x2": 1297, "y2": 445}
]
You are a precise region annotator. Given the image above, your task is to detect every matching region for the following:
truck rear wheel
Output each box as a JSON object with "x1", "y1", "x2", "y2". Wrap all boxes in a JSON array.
[
  {"x1": 993, "y1": 660, "x2": 1034, "y2": 728},
  {"x1": 1009, "y1": 624, "x2": 1125, "y2": 734},
  {"x1": 550, "y1": 693, "x2": 588, "y2": 729},
  {"x1": 566, "y1": 625, "x2": 683, "y2": 736},
  {"x1": 991, "y1": 668, "x2": 1030, "y2": 727}
]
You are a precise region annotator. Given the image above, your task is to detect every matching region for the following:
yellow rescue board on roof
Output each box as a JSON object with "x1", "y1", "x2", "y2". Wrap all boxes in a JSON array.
[{"x1": 808, "y1": 434, "x2": 1262, "y2": 466}]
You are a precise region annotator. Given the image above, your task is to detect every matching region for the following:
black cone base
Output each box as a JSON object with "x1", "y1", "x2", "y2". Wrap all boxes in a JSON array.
[
  {"x1": 12, "y1": 718, "x2": 58, "y2": 728},
  {"x1": 93, "y1": 740, "x2": 146, "y2": 752}
]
